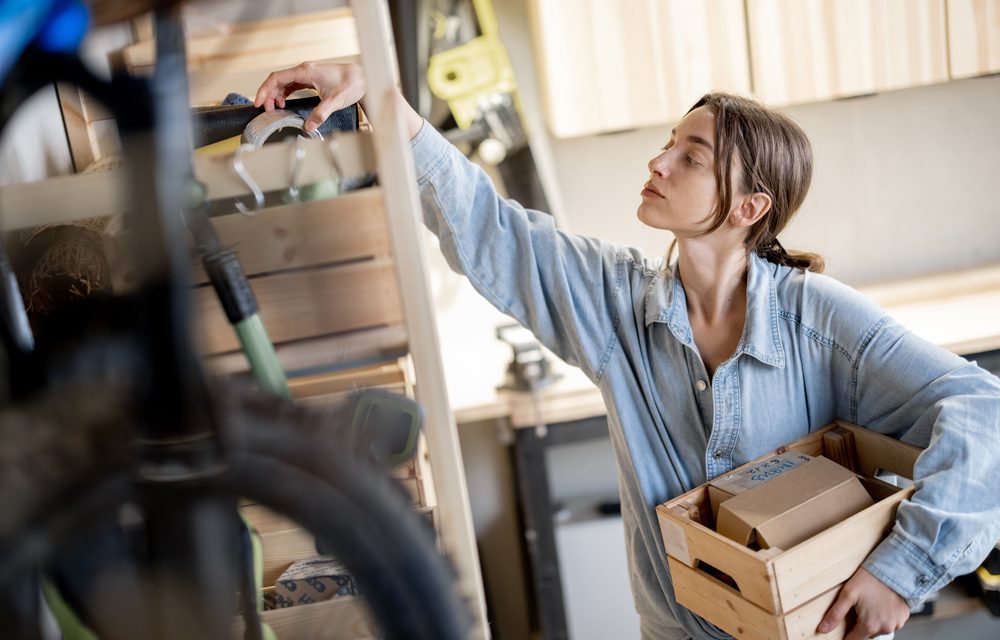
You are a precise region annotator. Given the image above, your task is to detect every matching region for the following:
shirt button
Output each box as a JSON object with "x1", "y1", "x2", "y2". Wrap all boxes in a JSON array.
[
  {"x1": 712, "y1": 449, "x2": 724, "y2": 460},
  {"x1": 695, "y1": 380, "x2": 707, "y2": 391},
  {"x1": 916, "y1": 575, "x2": 931, "y2": 588}
]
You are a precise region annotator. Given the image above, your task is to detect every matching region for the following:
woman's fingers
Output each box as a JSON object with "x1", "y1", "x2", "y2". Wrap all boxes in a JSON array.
[
  {"x1": 255, "y1": 67, "x2": 311, "y2": 108},
  {"x1": 819, "y1": 569, "x2": 909, "y2": 639},
  {"x1": 254, "y1": 62, "x2": 364, "y2": 129},
  {"x1": 818, "y1": 585, "x2": 857, "y2": 635},
  {"x1": 303, "y1": 90, "x2": 350, "y2": 132}
]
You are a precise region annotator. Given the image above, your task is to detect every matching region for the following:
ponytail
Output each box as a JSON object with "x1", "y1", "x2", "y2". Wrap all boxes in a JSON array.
[{"x1": 755, "y1": 238, "x2": 824, "y2": 272}]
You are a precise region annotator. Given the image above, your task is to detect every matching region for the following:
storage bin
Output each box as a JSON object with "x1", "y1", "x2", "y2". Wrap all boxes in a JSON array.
[{"x1": 656, "y1": 421, "x2": 922, "y2": 639}]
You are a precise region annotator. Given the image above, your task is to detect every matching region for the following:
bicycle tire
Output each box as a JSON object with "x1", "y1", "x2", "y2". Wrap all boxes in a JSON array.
[{"x1": 0, "y1": 380, "x2": 472, "y2": 640}]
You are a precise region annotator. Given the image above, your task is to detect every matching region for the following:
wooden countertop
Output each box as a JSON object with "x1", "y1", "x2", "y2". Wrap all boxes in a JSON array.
[{"x1": 450, "y1": 263, "x2": 1000, "y2": 427}]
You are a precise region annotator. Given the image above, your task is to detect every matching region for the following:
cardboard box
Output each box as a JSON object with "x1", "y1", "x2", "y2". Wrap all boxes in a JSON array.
[
  {"x1": 715, "y1": 456, "x2": 874, "y2": 550},
  {"x1": 656, "y1": 421, "x2": 922, "y2": 639},
  {"x1": 273, "y1": 557, "x2": 357, "y2": 608},
  {"x1": 707, "y1": 451, "x2": 814, "y2": 522}
]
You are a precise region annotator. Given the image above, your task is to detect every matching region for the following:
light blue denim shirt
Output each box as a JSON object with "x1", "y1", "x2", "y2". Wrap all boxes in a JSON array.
[{"x1": 410, "y1": 122, "x2": 1000, "y2": 639}]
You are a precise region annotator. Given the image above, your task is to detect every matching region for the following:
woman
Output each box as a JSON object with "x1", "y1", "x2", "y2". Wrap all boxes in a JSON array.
[{"x1": 256, "y1": 63, "x2": 1000, "y2": 640}]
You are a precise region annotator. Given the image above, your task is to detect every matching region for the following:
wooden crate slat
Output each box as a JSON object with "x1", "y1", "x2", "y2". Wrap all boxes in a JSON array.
[
  {"x1": 0, "y1": 171, "x2": 125, "y2": 231},
  {"x1": 194, "y1": 132, "x2": 376, "y2": 201},
  {"x1": 256, "y1": 596, "x2": 375, "y2": 640},
  {"x1": 241, "y1": 503, "x2": 305, "y2": 537},
  {"x1": 656, "y1": 492, "x2": 782, "y2": 613},
  {"x1": 195, "y1": 258, "x2": 403, "y2": 354},
  {"x1": 185, "y1": 57, "x2": 357, "y2": 107},
  {"x1": 258, "y1": 527, "x2": 317, "y2": 587},
  {"x1": 122, "y1": 9, "x2": 357, "y2": 69},
  {"x1": 780, "y1": 586, "x2": 846, "y2": 640},
  {"x1": 0, "y1": 133, "x2": 375, "y2": 231},
  {"x1": 288, "y1": 361, "x2": 406, "y2": 399},
  {"x1": 191, "y1": 188, "x2": 389, "y2": 283},
  {"x1": 769, "y1": 488, "x2": 909, "y2": 613},
  {"x1": 204, "y1": 324, "x2": 408, "y2": 378},
  {"x1": 667, "y1": 557, "x2": 782, "y2": 640},
  {"x1": 835, "y1": 421, "x2": 921, "y2": 480}
]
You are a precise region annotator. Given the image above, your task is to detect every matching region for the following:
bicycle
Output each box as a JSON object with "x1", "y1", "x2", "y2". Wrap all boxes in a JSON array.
[{"x1": 0, "y1": 2, "x2": 471, "y2": 639}]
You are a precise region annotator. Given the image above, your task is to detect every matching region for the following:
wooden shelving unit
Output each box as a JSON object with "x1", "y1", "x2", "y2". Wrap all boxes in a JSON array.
[{"x1": 0, "y1": 2, "x2": 489, "y2": 638}]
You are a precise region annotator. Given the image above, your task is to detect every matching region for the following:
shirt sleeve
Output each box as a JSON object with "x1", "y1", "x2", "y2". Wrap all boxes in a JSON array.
[
  {"x1": 852, "y1": 319, "x2": 1000, "y2": 607},
  {"x1": 408, "y1": 120, "x2": 625, "y2": 380}
]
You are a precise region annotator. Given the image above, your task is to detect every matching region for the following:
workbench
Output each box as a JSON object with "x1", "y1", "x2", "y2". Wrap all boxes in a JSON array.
[{"x1": 449, "y1": 263, "x2": 1000, "y2": 640}]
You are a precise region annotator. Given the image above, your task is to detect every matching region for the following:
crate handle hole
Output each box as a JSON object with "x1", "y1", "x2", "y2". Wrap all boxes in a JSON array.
[{"x1": 694, "y1": 560, "x2": 741, "y2": 595}]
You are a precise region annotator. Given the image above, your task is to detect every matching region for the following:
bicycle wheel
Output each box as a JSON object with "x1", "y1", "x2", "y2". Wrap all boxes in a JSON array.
[{"x1": 0, "y1": 378, "x2": 472, "y2": 640}]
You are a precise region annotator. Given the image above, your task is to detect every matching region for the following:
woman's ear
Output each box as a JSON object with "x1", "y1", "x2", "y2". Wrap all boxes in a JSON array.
[{"x1": 731, "y1": 192, "x2": 772, "y2": 228}]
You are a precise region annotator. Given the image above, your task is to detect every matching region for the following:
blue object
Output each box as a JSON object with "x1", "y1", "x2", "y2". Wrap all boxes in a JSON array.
[{"x1": 0, "y1": 0, "x2": 89, "y2": 85}]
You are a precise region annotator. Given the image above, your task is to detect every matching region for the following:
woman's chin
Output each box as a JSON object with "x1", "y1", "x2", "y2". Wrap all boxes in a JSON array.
[{"x1": 637, "y1": 207, "x2": 668, "y2": 230}]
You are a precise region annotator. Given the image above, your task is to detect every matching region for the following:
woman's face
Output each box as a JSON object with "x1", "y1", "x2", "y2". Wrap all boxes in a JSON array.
[{"x1": 637, "y1": 106, "x2": 734, "y2": 236}]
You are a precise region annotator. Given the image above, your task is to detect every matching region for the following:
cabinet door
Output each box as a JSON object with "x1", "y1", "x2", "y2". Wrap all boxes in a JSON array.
[
  {"x1": 747, "y1": 0, "x2": 948, "y2": 106},
  {"x1": 947, "y1": 0, "x2": 1000, "y2": 78},
  {"x1": 527, "y1": 0, "x2": 750, "y2": 138}
]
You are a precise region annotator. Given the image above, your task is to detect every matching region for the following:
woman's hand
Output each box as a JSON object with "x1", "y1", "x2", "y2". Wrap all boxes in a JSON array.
[
  {"x1": 254, "y1": 61, "x2": 366, "y2": 132},
  {"x1": 817, "y1": 567, "x2": 910, "y2": 639}
]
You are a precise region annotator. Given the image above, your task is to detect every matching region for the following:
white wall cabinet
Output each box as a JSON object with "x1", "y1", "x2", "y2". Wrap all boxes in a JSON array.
[
  {"x1": 527, "y1": 0, "x2": 997, "y2": 138},
  {"x1": 947, "y1": 0, "x2": 1000, "y2": 78},
  {"x1": 747, "y1": 0, "x2": 948, "y2": 106},
  {"x1": 527, "y1": 0, "x2": 751, "y2": 138}
]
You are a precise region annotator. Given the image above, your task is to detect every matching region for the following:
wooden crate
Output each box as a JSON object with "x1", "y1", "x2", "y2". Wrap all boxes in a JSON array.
[{"x1": 656, "y1": 421, "x2": 923, "y2": 640}]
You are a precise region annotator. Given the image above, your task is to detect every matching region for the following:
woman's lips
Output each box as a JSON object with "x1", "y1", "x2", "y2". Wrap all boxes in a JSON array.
[{"x1": 642, "y1": 183, "x2": 664, "y2": 198}]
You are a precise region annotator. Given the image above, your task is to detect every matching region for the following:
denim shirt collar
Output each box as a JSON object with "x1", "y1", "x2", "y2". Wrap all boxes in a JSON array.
[{"x1": 645, "y1": 252, "x2": 785, "y2": 368}]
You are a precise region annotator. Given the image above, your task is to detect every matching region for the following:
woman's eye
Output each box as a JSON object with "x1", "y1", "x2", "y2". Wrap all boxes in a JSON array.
[{"x1": 684, "y1": 155, "x2": 698, "y2": 166}]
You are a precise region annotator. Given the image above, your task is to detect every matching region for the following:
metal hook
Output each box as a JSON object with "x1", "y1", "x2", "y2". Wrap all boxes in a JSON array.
[
  {"x1": 232, "y1": 143, "x2": 264, "y2": 216},
  {"x1": 286, "y1": 135, "x2": 308, "y2": 203},
  {"x1": 324, "y1": 136, "x2": 344, "y2": 196}
]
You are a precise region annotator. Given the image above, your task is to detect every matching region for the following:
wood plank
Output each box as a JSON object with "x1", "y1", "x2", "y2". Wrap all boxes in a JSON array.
[
  {"x1": 195, "y1": 131, "x2": 374, "y2": 199},
  {"x1": 258, "y1": 526, "x2": 317, "y2": 587},
  {"x1": 288, "y1": 362, "x2": 406, "y2": 399},
  {"x1": 657, "y1": 493, "x2": 782, "y2": 614},
  {"x1": 204, "y1": 324, "x2": 409, "y2": 378},
  {"x1": 769, "y1": 487, "x2": 910, "y2": 613},
  {"x1": 508, "y1": 384, "x2": 607, "y2": 429},
  {"x1": 0, "y1": 171, "x2": 125, "y2": 230},
  {"x1": 241, "y1": 503, "x2": 305, "y2": 537},
  {"x1": 668, "y1": 557, "x2": 783, "y2": 640},
  {"x1": 355, "y1": 5, "x2": 490, "y2": 637},
  {"x1": 122, "y1": 9, "x2": 357, "y2": 68},
  {"x1": 57, "y1": 85, "x2": 100, "y2": 172},
  {"x1": 947, "y1": 0, "x2": 1000, "y2": 79},
  {"x1": 185, "y1": 57, "x2": 358, "y2": 108},
  {"x1": 747, "y1": 0, "x2": 948, "y2": 106},
  {"x1": 835, "y1": 421, "x2": 921, "y2": 480},
  {"x1": 527, "y1": 0, "x2": 750, "y2": 138},
  {"x1": 194, "y1": 258, "x2": 403, "y2": 354},
  {"x1": 191, "y1": 188, "x2": 389, "y2": 283},
  {"x1": 858, "y1": 263, "x2": 1000, "y2": 307},
  {"x1": 779, "y1": 584, "x2": 845, "y2": 640},
  {"x1": 256, "y1": 596, "x2": 376, "y2": 640},
  {"x1": 0, "y1": 132, "x2": 375, "y2": 231},
  {"x1": 194, "y1": 132, "x2": 375, "y2": 201}
]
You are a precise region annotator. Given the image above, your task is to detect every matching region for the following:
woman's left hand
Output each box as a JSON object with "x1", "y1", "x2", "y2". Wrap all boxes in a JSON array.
[{"x1": 817, "y1": 567, "x2": 910, "y2": 639}]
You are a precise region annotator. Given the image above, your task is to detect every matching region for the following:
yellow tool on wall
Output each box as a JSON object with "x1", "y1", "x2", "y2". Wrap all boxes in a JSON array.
[{"x1": 426, "y1": 0, "x2": 518, "y2": 129}]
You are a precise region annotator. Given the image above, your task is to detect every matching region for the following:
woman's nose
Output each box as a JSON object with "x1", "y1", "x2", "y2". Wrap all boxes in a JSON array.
[{"x1": 648, "y1": 152, "x2": 668, "y2": 177}]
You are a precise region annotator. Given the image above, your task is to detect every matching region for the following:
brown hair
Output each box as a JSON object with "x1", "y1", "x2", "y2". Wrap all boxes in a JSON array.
[{"x1": 687, "y1": 92, "x2": 823, "y2": 272}]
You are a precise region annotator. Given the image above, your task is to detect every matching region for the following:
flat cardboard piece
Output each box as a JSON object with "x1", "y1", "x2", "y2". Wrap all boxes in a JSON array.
[
  {"x1": 707, "y1": 451, "x2": 814, "y2": 522},
  {"x1": 273, "y1": 557, "x2": 356, "y2": 607},
  {"x1": 716, "y1": 456, "x2": 874, "y2": 550}
]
